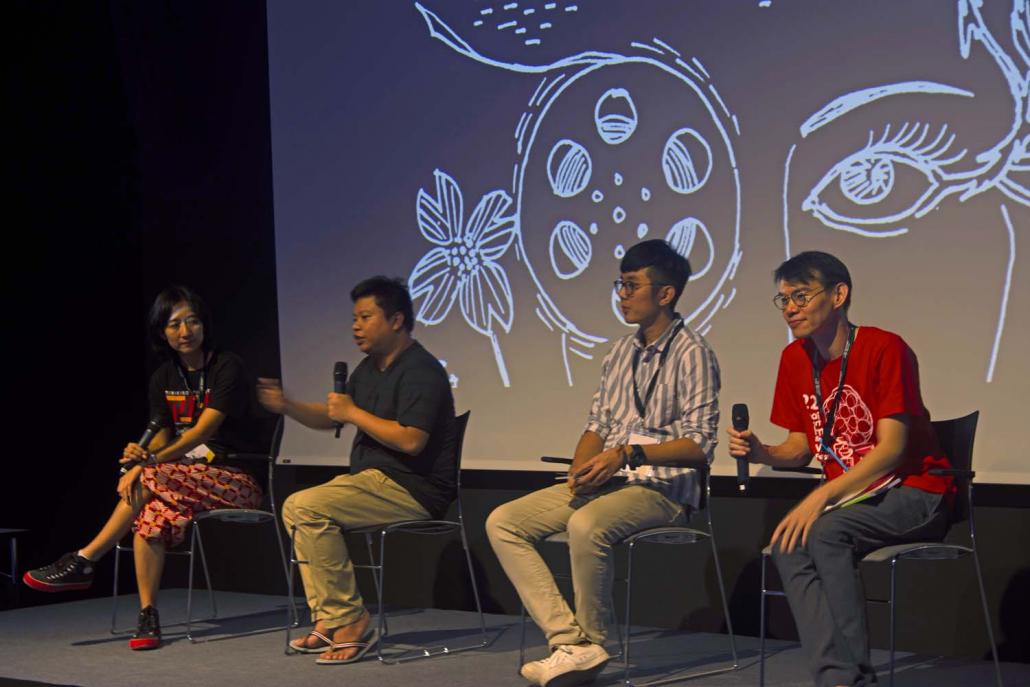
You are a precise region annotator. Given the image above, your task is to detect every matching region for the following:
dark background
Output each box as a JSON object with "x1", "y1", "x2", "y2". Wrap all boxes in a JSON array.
[{"x1": 4, "y1": 0, "x2": 1028, "y2": 666}]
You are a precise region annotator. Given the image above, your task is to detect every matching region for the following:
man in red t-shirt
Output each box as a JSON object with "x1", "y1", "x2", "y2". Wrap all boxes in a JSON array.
[{"x1": 728, "y1": 251, "x2": 953, "y2": 687}]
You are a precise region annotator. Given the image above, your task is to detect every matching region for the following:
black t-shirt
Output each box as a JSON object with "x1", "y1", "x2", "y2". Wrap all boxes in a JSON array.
[
  {"x1": 348, "y1": 341, "x2": 457, "y2": 518},
  {"x1": 148, "y1": 350, "x2": 263, "y2": 475}
]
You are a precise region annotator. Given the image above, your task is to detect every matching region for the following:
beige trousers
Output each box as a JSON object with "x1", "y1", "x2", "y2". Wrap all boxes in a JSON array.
[
  {"x1": 486, "y1": 481, "x2": 685, "y2": 648},
  {"x1": 281, "y1": 468, "x2": 430, "y2": 626}
]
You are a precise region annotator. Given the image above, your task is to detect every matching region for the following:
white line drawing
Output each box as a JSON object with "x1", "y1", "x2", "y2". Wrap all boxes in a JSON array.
[
  {"x1": 411, "y1": 3, "x2": 742, "y2": 386},
  {"x1": 408, "y1": 169, "x2": 517, "y2": 386},
  {"x1": 546, "y1": 139, "x2": 592, "y2": 197},
  {"x1": 594, "y1": 88, "x2": 638, "y2": 144},
  {"x1": 663, "y1": 127, "x2": 714, "y2": 195},
  {"x1": 550, "y1": 220, "x2": 592, "y2": 279},
  {"x1": 784, "y1": 0, "x2": 1028, "y2": 381}
]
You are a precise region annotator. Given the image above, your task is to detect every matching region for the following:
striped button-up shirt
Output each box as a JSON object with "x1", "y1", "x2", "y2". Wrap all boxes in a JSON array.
[{"x1": 584, "y1": 316, "x2": 721, "y2": 509}]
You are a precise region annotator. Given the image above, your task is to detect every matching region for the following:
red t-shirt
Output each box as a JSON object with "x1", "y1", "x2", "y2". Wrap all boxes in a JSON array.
[{"x1": 770, "y1": 326, "x2": 953, "y2": 495}]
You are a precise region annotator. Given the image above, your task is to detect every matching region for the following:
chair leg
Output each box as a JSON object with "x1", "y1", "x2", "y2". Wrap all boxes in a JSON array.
[
  {"x1": 285, "y1": 526, "x2": 299, "y2": 655},
  {"x1": 971, "y1": 547, "x2": 1004, "y2": 687},
  {"x1": 373, "y1": 531, "x2": 388, "y2": 662},
  {"x1": 459, "y1": 522, "x2": 489, "y2": 648},
  {"x1": 708, "y1": 528, "x2": 739, "y2": 671},
  {"x1": 759, "y1": 554, "x2": 768, "y2": 687},
  {"x1": 623, "y1": 541, "x2": 636, "y2": 686},
  {"x1": 518, "y1": 602, "x2": 528, "y2": 672},
  {"x1": 365, "y1": 532, "x2": 388, "y2": 637},
  {"x1": 111, "y1": 544, "x2": 123, "y2": 634},
  {"x1": 186, "y1": 524, "x2": 198, "y2": 642},
  {"x1": 272, "y1": 519, "x2": 298, "y2": 630},
  {"x1": 193, "y1": 522, "x2": 217, "y2": 620},
  {"x1": 889, "y1": 558, "x2": 897, "y2": 687}
]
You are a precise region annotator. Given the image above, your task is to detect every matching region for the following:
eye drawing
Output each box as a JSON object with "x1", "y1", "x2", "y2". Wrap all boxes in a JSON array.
[{"x1": 803, "y1": 123, "x2": 966, "y2": 237}]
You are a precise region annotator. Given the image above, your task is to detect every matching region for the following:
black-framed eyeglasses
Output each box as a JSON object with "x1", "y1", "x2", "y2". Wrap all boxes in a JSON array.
[
  {"x1": 613, "y1": 279, "x2": 664, "y2": 296},
  {"x1": 772, "y1": 288, "x2": 825, "y2": 311}
]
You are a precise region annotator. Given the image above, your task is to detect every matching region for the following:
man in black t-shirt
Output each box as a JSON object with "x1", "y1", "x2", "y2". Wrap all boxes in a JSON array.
[{"x1": 258, "y1": 276, "x2": 456, "y2": 664}]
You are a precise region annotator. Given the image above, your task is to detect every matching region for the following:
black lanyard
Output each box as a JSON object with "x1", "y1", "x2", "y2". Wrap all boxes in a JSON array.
[
  {"x1": 811, "y1": 324, "x2": 855, "y2": 458},
  {"x1": 174, "y1": 355, "x2": 208, "y2": 423},
  {"x1": 632, "y1": 320, "x2": 684, "y2": 419}
]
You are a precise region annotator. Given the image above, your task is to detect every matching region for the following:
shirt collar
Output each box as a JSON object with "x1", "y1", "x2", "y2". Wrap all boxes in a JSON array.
[{"x1": 633, "y1": 314, "x2": 684, "y2": 354}]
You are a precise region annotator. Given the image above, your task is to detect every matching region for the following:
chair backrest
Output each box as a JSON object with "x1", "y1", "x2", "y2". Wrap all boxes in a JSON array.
[
  {"x1": 452, "y1": 410, "x2": 471, "y2": 492},
  {"x1": 930, "y1": 410, "x2": 979, "y2": 525}
]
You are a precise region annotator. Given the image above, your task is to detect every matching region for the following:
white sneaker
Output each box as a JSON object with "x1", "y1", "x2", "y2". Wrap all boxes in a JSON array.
[{"x1": 521, "y1": 643, "x2": 610, "y2": 687}]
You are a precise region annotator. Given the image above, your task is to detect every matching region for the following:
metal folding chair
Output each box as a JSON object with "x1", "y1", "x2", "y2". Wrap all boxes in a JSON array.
[
  {"x1": 758, "y1": 411, "x2": 1003, "y2": 687},
  {"x1": 112, "y1": 416, "x2": 298, "y2": 641},
  {"x1": 518, "y1": 463, "x2": 739, "y2": 686},
  {"x1": 287, "y1": 411, "x2": 489, "y2": 663}
]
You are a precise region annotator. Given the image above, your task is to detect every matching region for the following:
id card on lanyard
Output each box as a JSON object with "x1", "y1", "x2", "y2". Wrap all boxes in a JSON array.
[{"x1": 811, "y1": 324, "x2": 855, "y2": 473}]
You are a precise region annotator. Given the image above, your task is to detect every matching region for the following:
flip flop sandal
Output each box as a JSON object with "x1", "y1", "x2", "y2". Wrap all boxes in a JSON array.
[
  {"x1": 289, "y1": 630, "x2": 334, "y2": 654},
  {"x1": 315, "y1": 628, "x2": 380, "y2": 665}
]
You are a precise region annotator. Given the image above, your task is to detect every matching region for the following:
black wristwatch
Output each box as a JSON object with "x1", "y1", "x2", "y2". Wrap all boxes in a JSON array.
[{"x1": 625, "y1": 444, "x2": 647, "y2": 470}]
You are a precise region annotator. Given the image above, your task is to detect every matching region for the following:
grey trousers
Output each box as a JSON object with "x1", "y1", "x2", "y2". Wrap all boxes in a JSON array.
[
  {"x1": 772, "y1": 486, "x2": 947, "y2": 687},
  {"x1": 486, "y1": 481, "x2": 685, "y2": 649}
]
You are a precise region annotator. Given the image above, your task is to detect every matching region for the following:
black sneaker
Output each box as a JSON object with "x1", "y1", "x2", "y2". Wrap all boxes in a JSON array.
[
  {"x1": 22, "y1": 552, "x2": 95, "y2": 592},
  {"x1": 129, "y1": 606, "x2": 161, "y2": 650}
]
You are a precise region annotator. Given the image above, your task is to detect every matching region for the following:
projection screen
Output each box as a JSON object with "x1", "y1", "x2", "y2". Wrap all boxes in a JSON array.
[{"x1": 266, "y1": 1, "x2": 1029, "y2": 483}]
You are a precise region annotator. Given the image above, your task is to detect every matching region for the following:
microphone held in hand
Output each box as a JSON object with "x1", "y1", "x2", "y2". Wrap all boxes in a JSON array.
[
  {"x1": 333, "y1": 361, "x2": 348, "y2": 438},
  {"x1": 120, "y1": 418, "x2": 163, "y2": 474},
  {"x1": 732, "y1": 403, "x2": 750, "y2": 494}
]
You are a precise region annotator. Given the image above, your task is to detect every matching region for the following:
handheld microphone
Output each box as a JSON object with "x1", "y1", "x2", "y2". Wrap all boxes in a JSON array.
[
  {"x1": 120, "y1": 418, "x2": 163, "y2": 474},
  {"x1": 732, "y1": 403, "x2": 750, "y2": 493},
  {"x1": 333, "y1": 361, "x2": 348, "y2": 438}
]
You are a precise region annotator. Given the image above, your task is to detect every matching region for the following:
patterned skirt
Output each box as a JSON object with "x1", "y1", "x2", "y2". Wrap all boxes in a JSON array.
[{"x1": 133, "y1": 463, "x2": 263, "y2": 547}]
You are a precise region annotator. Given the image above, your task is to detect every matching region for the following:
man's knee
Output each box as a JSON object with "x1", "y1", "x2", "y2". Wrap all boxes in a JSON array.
[
  {"x1": 485, "y1": 503, "x2": 519, "y2": 546},
  {"x1": 566, "y1": 508, "x2": 613, "y2": 550},
  {"x1": 282, "y1": 488, "x2": 324, "y2": 528}
]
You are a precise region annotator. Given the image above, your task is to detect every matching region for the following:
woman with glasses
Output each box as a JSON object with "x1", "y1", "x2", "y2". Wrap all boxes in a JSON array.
[{"x1": 23, "y1": 286, "x2": 263, "y2": 650}]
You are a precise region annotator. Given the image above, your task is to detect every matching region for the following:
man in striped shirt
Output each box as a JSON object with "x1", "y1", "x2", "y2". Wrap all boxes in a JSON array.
[{"x1": 487, "y1": 239, "x2": 721, "y2": 687}]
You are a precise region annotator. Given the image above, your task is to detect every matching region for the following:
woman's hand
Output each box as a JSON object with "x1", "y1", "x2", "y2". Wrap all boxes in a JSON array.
[
  {"x1": 120, "y1": 441, "x2": 149, "y2": 466},
  {"x1": 117, "y1": 465, "x2": 143, "y2": 506}
]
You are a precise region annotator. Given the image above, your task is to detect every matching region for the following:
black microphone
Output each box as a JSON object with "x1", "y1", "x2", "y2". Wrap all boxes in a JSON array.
[
  {"x1": 120, "y1": 418, "x2": 163, "y2": 474},
  {"x1": 732, "y1": 403, "x2": 750, "y2": 494},
  {"x1": 333, "y1": 361, "x2": 348, "y2": 438}
]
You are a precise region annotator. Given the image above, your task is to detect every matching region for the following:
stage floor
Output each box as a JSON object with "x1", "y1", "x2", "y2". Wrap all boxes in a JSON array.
[{"x1": 0, "y1": 590, "x2": 1025, "y2": 687}]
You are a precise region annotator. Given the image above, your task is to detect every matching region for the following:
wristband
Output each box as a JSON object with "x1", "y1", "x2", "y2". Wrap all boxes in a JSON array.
[{"x1": 626, "y1": 444, "x2": 647, "y2": 470}]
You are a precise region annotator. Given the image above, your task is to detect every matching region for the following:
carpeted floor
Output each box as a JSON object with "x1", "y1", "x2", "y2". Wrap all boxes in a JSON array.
[{"x1": 0, "y1": 590, "x2": 1025, "y2": 687}]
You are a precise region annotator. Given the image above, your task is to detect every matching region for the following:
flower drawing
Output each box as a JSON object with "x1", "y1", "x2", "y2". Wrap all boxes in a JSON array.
[{"x1": 408, "y1": 169, "x2": 517, "y2": 386}]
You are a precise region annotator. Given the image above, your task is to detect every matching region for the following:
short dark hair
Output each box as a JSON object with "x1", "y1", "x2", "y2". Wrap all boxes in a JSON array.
[
  {"x1": 620, "y1": 239, "x2": 692, "y2": 307},
  {"x1": 147, "y1": 285, "x2": 214, "y2": 357},
  {"x1": 774, "y1": 251, "x2": 852, "y2": 310},
  {"x1": 351, "y1": 276, "x2": 415, "y2": 332}
]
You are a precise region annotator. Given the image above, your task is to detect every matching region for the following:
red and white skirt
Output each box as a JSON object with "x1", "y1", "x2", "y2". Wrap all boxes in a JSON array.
[{"x1": 133, "y1": 463, "x2": 263, "y2": 547}]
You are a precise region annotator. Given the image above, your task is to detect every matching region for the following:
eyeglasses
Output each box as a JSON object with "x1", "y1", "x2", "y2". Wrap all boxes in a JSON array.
[
  {"x1": 165, "y1": 316, "x2": 203, "y2": 331},
  {"x1": 613, "y1": 279, "x2": 664, "y2": 296},
  {"x1": 772, "y1": 288, "x2": 825, "y2": 311}
]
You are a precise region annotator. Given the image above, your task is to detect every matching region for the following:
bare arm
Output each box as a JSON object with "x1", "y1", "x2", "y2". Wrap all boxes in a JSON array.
[
  {"x1": 256, "y1": 377, "x2": 336, "y2": 430},
  {"x1": 327, "y1": 392, "x2": 429, "y2": 456},
  {"x1": 329, "y1": 391, "x2": 426, "y2": 457},
  {"x1": 120, "y1": 407, "x2": 229, "y2": 466},
  {"x1": 634, "y1": 436, "x2": 708, "y2": 468},
  {"x1": 770, "y1": 415, "x2": 909, "y2": 553},
  {"x1": 727, "y1": 428, "x2": 813, "y2": 469}
]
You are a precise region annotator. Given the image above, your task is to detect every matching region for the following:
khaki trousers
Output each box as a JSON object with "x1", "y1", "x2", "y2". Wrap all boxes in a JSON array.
[
  {"x1": 281, "y1": 468, "x2": 430, "y2": 626},
  {"x1": 486, "y1": 482, "x2": 685, "y2": 648}
]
